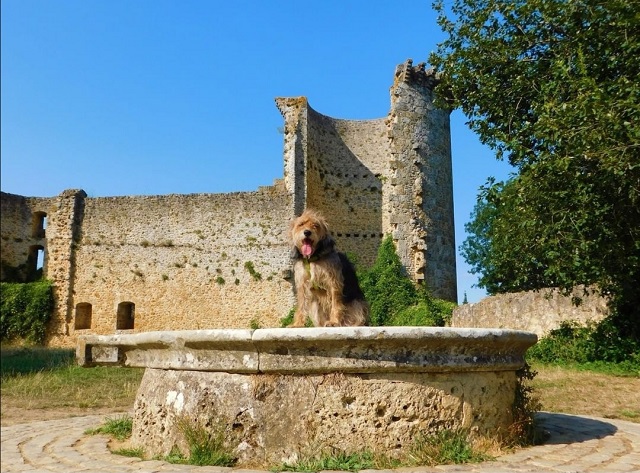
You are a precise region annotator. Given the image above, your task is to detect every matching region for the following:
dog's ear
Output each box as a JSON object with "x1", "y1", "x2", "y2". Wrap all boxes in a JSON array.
[
  {"x1": 315, "y1": 235, "x2": 336, "y2": 258},
  {"x1": 317, "y1": 215, "x2": 330, "y2": 237}
]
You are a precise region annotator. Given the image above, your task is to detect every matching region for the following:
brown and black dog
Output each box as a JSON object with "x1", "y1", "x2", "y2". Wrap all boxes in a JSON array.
[{"x1": 289, "y1": 209, "x2": 369, "y2": 327}]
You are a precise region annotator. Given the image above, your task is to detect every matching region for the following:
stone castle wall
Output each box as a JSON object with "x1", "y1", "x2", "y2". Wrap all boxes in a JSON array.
[
  {"x1": 2, "y1": 186, "x2": 295, "y2": 347},
  {"x1": 60, "y1": 186, "x2": 294, "y2": 346},
  {"x1": 276, "y1": 60, "x2": 458, "y2": 299},
  {"x1": 305, "y1": 110, "x2": 389, "y2": 267},
  {"x1": 1, "y1": 60, "x2": 459, "y2": 346},
  {"x1": 451, "y1": 287, "x2": 609, "y2": 337},
  {"x1": 0, "y1": 192, "x2": 49, "y2": 280},
  {"x1": 1, "y1": 193, "x2": 35, "y2": 277}
]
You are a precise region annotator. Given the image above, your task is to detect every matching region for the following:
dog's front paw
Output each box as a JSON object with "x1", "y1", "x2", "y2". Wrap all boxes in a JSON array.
[
  {"x1": 288, "y1": 322, "x2": 305, "y2": 328},
  {"x1": 324, "y1": 321, "x2": 340, "y2": 327}
]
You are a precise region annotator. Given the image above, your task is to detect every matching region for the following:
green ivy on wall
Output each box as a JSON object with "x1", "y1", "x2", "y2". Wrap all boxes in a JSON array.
[{"x1": 1, "y1": 281, "x2": 54, "y2": 345}]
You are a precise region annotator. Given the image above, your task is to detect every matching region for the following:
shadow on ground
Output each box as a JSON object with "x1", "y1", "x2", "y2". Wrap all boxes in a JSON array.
[{"x1": 537, "y1": 411, "x2": 617, "y2": 444}]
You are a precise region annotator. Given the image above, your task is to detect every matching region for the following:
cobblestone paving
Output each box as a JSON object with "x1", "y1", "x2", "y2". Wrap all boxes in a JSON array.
[{"x1": 2, "y1": 412, "x2": 639, "y2": 472}]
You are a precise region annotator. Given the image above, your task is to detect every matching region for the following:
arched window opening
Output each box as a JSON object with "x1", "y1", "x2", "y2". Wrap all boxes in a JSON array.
[
  {"x1": 116, "y1": 302, "x2": 135, "y2": 330},
  {"x1": 36, "y1": 248, "x2": 45, "y2": 270},
  {"x1": 32, "y1": 212, "x2": 47, "y2": 239},
  {"x1": 75, "y1": 303, "x2": 92, "y2": 330},
  {"x1": 27, "y1": 245, "x2": 44, "y2": 281}
]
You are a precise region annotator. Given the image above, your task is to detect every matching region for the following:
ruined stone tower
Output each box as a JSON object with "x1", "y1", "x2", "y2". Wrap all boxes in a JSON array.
[
  {"x1": 1, "y1": 60, "x2": 457, "y2": 346},
  {"x1": 276, "y1": 59, "x2": 456, "y2": 300}
]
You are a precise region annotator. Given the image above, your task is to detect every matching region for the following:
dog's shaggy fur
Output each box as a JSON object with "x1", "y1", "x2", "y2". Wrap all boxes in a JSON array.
[{"x1": 289, "y1": 209, "x2": 369, "y2": 327}]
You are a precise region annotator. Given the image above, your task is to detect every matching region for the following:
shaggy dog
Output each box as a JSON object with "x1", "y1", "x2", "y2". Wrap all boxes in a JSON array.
[{"x1": 289, "y1": 209, "x2": 369, "y2": 327}]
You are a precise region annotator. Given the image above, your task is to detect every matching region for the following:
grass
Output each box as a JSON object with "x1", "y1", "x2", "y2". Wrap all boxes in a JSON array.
[
  {"x1": 86, "y1": 415, "x2": 145, "y2": 459},
  {"x1": 533, "y1": 359, "x2": 639, "y2": 378},
  {"x1": 1, "y1": 346, "x2": 142, "y2": 412},
  {"x1": 276, "y1": 450, "x2": 385, "y2": 472},
  {"x1": 174, "y1": 416, "x2": 236, "y2": 467},
  {"x1": 0, "y1": 346, "x2": 75, "y2": 375},
  {"x1": 529, "y1": 362, "x2": 640, "y2": 423},
  {"x1": 113, "y1": 447, "x2": 145, "y2": 458},
  {"x1": 274, "y1": 430, "x2": 498, "y2": 472},
  {"x1": 85, "y1": 415, "x2": 133, "y2": 441},
  {"x1": 83, "y1": 410, "x2": 237, "y2": 467},
  {"x1": 407, "y1": 430, "x2": 494, "y2": 466}
]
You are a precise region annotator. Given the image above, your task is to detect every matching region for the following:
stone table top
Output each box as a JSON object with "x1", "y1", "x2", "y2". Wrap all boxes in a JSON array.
[{"x1": 77, "y1": 326, "x2": 537, "y2": 374}]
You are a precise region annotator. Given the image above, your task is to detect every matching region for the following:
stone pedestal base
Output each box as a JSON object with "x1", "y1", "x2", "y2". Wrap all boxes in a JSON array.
[{"x1": 132, "y1": 368, "x2": 516, "y2": 465}]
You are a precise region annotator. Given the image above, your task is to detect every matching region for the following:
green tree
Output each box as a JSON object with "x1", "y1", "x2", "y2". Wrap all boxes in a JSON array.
[{"x1": 430, "y1": 0, "x2": 640, "y2": 344}]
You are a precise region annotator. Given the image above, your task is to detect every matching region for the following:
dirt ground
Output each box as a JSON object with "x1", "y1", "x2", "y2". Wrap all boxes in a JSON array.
[{"x1": 0, "y1": 403, "x2": 131, "y2": 427}]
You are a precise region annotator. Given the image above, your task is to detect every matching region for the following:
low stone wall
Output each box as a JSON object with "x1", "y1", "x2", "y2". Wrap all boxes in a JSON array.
[
  {"x1": 78, "y1": 327, "x2": 537, "y2": 466},
  {"x1": 452, "y1": 287, "x2": 609, "y2": 337}
]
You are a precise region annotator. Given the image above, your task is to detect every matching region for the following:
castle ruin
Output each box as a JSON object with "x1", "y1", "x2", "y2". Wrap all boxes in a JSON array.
[{"x1": 0, "y1": 60, "x2": 457, "y2": 346}]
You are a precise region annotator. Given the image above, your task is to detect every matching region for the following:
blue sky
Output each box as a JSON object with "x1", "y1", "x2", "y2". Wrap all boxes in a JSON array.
[{"x1": 1, "y1": 0, "x2": 513, "y2": 303}]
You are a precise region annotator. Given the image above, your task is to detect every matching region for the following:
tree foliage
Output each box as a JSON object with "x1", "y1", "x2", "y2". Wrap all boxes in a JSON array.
[{"x1": 430, "y1": 0, "x2": 640, "y2": 341}]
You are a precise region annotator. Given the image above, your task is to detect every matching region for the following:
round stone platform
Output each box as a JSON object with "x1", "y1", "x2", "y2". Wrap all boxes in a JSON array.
[{"x1": 78, "y1": 326, "x2": 537, "y2": 466}]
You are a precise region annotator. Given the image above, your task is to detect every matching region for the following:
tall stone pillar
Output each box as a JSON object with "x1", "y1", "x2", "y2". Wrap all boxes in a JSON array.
[
  {"x1": 387, "y1": 60, "x2": 457, "y2": 301},
  {"x1": 276, "y1": 97, "x2": 309, "y2": 217},
  {"x1": 45, "y1": 189, "x2": 86, "y2": 343}
]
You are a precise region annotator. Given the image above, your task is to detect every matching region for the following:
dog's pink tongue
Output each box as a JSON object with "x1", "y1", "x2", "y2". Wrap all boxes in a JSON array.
[{"x1": 302, "y1": 242, "x2": 313, "y2": 257}]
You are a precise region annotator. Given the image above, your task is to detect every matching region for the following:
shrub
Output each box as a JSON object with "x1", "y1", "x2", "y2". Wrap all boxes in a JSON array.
[
  {"x1": 590, "y1": 313, "x2": 640, "y2": 365},
  {"x1": 358, "y1": 237, "x2": 419, "y2": 326},
  {"x1": 527, "y1": 319, "x2": 640, "y2": 371},
  {"x1": 509, "y1": 363, "x2": 544, "y2": 447},
  {"x1": 527, "y1": 321, "x2": 594, "y2": 364},
  {"x1": 0, "y1": 281, "x2": 54, "y2": 344},
  {"x1": 358, "y1": 236, "x2": 455, "y2": 327}
]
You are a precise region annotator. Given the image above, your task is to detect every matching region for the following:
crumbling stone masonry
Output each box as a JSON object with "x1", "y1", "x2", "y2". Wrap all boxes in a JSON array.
[{"x1": 1, "y1": 60, "x2": 457, "y2": 346}]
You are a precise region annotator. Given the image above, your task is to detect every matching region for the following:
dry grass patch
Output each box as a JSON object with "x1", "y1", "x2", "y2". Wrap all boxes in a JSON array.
[
  {"x1": 1, "y1": 347, "x2": 142, "y2": 425},
  {"x1": 1, "y1": 366, "x2": 142, "y2": 411},
  {"x1": 531, "y1": 364, "x2": 640, "y2": 423}
]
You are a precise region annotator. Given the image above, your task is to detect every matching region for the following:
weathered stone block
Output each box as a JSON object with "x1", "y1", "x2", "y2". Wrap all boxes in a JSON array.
[{"x1": 132, "y1": 368, "x2": 518, "y2": 466}]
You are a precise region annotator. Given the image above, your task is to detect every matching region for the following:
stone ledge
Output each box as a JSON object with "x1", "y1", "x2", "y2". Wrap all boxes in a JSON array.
[{"x1": 77, "y1": 326, "x2": 537, "y2": 374}]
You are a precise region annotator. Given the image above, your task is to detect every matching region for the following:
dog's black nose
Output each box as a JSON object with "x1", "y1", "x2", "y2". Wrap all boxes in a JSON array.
[{"x1": 304, "y1": 230, "x2": 312, "y2": 237}]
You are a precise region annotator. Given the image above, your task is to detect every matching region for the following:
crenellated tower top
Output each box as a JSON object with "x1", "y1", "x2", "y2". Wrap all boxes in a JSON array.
[{"x1": 393, "y1": 59, "x2": 440, "y2": 90}]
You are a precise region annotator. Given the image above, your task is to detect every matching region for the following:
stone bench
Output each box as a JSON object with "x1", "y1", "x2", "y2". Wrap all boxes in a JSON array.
[{"x1": 77, "y1": 326, "x2": 537, "y2": 465}]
